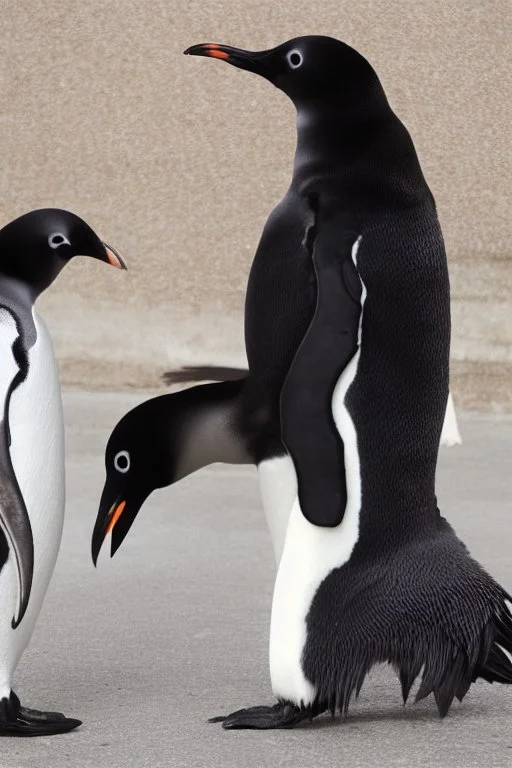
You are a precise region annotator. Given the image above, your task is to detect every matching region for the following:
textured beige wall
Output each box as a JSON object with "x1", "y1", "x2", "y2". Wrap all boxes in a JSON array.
[{"x1": 2, "y1": 0, "x2": 511, "y2": 408}]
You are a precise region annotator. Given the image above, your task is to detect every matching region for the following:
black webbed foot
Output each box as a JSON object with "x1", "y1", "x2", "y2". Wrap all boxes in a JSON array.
[
  {"x1": 0, "y1": 691, "x2": 81, "y2": 736},
  {"x1": 209, "y1": 702, "x2": 308, "y2": 730}
]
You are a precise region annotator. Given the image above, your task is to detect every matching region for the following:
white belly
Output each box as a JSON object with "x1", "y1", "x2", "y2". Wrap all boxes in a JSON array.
[
  {"x1": 0, "y1": 310, "x2": 65, "y2": 696},
  {"x1": 258, "y1": 456, "x2": 297, "y2": 564}
]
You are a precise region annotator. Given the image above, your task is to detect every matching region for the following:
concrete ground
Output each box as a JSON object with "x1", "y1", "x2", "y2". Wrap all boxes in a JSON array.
[{"x1": 4, "y1": 391, "x2": 512, "y2": 768}]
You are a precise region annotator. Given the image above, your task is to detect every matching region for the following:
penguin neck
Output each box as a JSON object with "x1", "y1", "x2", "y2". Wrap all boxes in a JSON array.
[
  {"x1": 291, "y1": 95, "x2": 393, "y2": 189},
  {"x1": 0, "y1": 275, "x2": 37, "y2": 309}
]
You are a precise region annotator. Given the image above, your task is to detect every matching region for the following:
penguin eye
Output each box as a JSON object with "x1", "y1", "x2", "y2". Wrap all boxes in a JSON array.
[
  {"x1": 48, "y1": 232, "x2": 71, "y2": 249},
  {"x1": 287, "y1": 50, "x2": 303, "y2": 70},
  {"x1": 114, "y1": 450, "x2": 130, "y2": 473}
]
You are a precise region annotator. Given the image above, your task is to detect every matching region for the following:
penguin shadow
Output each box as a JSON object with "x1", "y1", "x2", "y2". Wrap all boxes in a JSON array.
[{"x1": 295, "y1": 698, "x2": 480, "y2": 731}]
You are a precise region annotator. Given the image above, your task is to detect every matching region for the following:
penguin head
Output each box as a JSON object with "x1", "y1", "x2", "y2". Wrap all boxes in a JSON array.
[
  {"x1": 184, "y1": 36, "x2": 380, "y2": 108},
  {"x1": 0, "y1": 208, "x2": 126, "y2": 297},
  {"x1": 91, "y1": 398, "x2": 174, "y2": 566}
]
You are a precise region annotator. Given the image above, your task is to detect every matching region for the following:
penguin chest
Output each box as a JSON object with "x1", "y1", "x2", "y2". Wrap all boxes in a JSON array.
[{"x1": 6, "y1": 311, "x2": 65, "y2": 639}]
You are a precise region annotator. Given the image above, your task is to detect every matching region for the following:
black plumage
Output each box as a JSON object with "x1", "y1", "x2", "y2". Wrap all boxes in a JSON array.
[
  {"x1": 303, "y1": 520, "x2": 512, "y2": 718},
  {"x1": 183, "y1": 36, "x2": 512, "y2": 727}
]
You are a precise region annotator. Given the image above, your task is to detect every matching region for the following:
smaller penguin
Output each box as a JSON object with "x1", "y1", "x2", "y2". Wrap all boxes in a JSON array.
[{"x1": 0, "y1": 208, "x2": 126, "y2": 735}]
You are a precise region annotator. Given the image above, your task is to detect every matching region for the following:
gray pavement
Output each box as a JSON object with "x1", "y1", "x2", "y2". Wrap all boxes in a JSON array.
[{"x1": 4, "y1": 391, "x2": 512, "y2": 768}]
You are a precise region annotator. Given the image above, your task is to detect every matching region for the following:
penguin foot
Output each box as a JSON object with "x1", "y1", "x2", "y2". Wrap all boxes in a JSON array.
[
  {"x1": 209, "y1": 702, "x2": 307, "y2": 730},
  {"x1": 0, "y1": 691, "x2": 81, "y2": 736}
]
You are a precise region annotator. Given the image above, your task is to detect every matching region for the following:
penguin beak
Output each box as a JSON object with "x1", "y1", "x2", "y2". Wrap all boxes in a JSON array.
[
  {"x1": 184, "y1": 43, "x2": 271, "y2": 79},
  {"x1": 92, "y1": 485, "x2": 147, "y2": 566},
  {"x1": 101, "y1": 242, "x2": 127, "y2": 270}
]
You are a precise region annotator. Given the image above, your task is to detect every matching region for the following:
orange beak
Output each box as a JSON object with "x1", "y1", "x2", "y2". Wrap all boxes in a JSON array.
[
  {"x1": 184, "y1": 43, "x2": 270, "y2": 79},
  {"x1": 105, "y1": 500, "x2": 126, "y2": 536},
  {"x1": 202, "y1": 44, "x2": 230, "y2": 59},
  {"x1": 102, "y1": 242, "x2": 127, "y2": 270}
]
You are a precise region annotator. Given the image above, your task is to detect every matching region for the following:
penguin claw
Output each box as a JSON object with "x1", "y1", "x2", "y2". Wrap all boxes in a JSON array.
[
  {"x1": 19, "y1": 705, "x2": 67, "y2": 720},
  {"x1": 0, "y1": 692, "x2": 81, "y2": 736},
  {"x1": 209, "y1": 702, "x2": 306, "y2": 730},
  {"x1": 0, "y1": 712, "x2": 82, "y2": 737}
]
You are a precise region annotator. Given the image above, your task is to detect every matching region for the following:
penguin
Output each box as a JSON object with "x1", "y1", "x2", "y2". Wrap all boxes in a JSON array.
[
  {"x1": 92, "y1": 36, "x2": 511, "y2": 729},
  {"x1": 0, "y1": 208, "x2": 126, "y2": 735}
]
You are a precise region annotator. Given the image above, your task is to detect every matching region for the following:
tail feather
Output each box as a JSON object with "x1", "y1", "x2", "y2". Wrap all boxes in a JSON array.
[
  {"x1": 455, "y1": 676, "x2": 471, "y2": 703},
  {"x1": 399, "y1": 658, "x2": 422, "y2": 704},
  {"x1": 396, "y1": 597, "x2": 512, "y2": 717},
  {"x1": 480, "y1": 645, "x2": 512, "y2": 685},
  {"x1": 162, "y1": 365, "x2": 248, "y2": 385},
  {"x1": 432, "y1": 653, "x2": 468, "y2": 718},
  {"x1": 475, "y1": 620, "x2": 496, "y2": 670},
  {"x1": 415, "y1": 638, "x2": 455, "y2": 706},
  {"x1": 476, "y1": 603, "x2": 512, "y2": 686}
]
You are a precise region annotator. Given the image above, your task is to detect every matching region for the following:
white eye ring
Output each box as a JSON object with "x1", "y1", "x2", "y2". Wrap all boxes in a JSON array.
[
  {"x1": 114, "y1": 450, "x2": 130, "y2": 473},
  {"x1": 48, "y1": 232, "x2": 71, "y2": 249},
  {"x1": 287, "y1": 49, "x2": 303, "y2": 69}
]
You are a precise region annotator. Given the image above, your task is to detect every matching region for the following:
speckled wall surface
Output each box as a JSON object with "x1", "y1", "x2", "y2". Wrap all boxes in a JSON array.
[{"x1": 2, "y1": 1, "x2": 510, "y2": 407}]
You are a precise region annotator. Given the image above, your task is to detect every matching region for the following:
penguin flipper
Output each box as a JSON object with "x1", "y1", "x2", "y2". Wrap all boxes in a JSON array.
[
  {"x1": 0, "y1": 308, "x2": 34, "y2": 627},
  {"x1": 280, "y1": 228, "x2": 363, "y2": 528}
]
